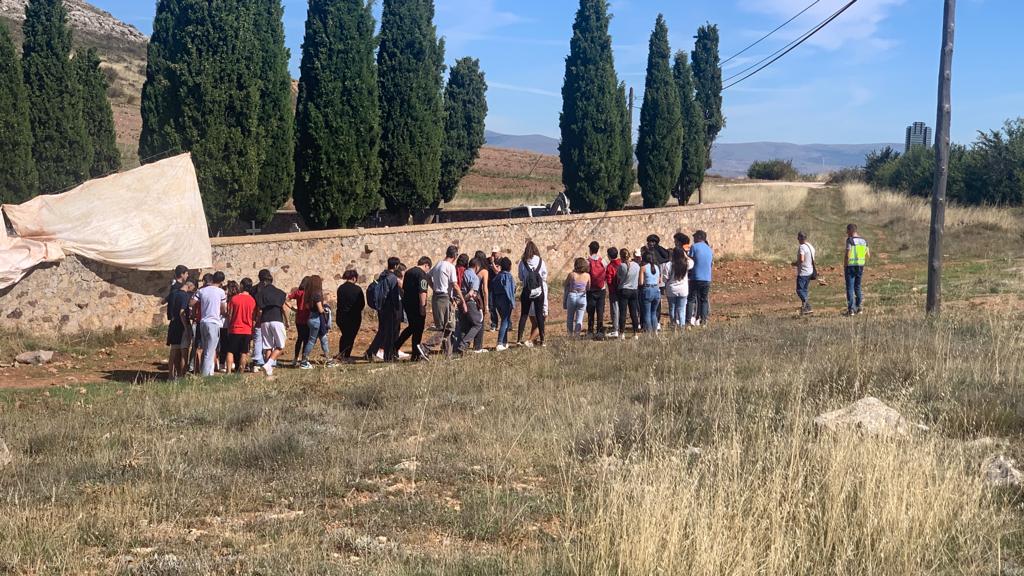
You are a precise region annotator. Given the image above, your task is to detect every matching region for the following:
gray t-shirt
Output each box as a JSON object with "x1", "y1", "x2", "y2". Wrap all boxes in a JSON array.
[
  {"x1": 618, "y1": 261, "x2": 641, "y2": 290},
  {"x1": 193, "y1": 285, "x2": 226, "y2": 324},
  {"x1": 430, "y1": 260, "x2": 458, "y2": 297},
  {"x1": 798, "y1": 243, "x2": 816, "y2": 277}
]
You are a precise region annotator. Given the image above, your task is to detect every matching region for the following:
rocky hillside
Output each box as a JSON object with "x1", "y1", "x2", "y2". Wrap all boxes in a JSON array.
[{"x1": 1, "y1": 0, "x2": 147, "y2": 164}]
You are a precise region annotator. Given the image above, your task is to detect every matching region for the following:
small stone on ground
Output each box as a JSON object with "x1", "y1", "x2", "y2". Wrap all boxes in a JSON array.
[
  {"x1": 813, "y1": 396, "x2": 924, "y2": 438},
  {"x1": 15, "y1": 350, "x2": 55, "y2": 365}
]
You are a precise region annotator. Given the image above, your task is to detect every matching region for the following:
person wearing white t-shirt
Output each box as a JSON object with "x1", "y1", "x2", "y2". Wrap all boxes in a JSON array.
[
  {"x1": 426, "y1": 245, "x2": 463, "y2": 352},
  {"x1": 191, "y1": 271, "x2": 227, "y2": 376},
  {"x1": 793, "y1": 232, "x2": 816, "y2": 315}
]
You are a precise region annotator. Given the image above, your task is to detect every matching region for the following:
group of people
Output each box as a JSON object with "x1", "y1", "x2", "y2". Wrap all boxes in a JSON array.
[
  {"x1": 162, "y1": 231, "x2": 716, "y2": 378},
  {"x1": 162, "y1": 222, "x2": 870, "y2": 378},
  {"x1": 791, "y1": 223, "x2": 870, "y2": 316}
]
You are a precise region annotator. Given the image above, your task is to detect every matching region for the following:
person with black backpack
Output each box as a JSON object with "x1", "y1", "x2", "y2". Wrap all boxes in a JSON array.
[
  {"x1": 516, "y1": 240, "x2": 548, "y2": 348},
  {"x1": 364, "y1": 257, "x2": 402, "y2": 362},
  {"x1": 585, "y1": 241, "x2": 607, "y2": 338}
]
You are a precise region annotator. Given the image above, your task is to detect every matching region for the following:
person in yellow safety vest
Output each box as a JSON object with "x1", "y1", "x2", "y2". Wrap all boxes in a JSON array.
[{"x1": 844, "y1": 223, "x2": 870, "y2": 316}]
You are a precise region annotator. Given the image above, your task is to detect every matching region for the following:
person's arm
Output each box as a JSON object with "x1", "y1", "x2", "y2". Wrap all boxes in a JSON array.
[
  {"x1": 227, "y1": 302, "x2": 236, "y2": 328},
  {"x1": 794, "y1": 247, "x2": 804, "y2": 268},
  {"x1": 586, "y1": 273, "x2": 591, "y2": 292},
  {"x1": 419, "y1": 287, "x2": 427, "y2": 317},
  {"x1": 479, "y1": 271, "x2": 489, "y2": 317}
]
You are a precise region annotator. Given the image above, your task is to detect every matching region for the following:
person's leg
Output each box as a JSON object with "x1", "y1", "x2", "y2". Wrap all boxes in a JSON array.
[
  {"x1": 468, "y1": 302, "x2": 484, "y2": 350},
  {"x1": 218, "y1": 328, "x2": 230, "y2": 370},
  {"x1": 409, "y1": 312, "x2": 426, "y2": 358},
  {"x1": 252, "y1": 326, "x2": 264, "y2": 367},
  {"x1": 489, "y1": 292, "x2": 498, "y2": 331},
  {"x1": 302, "y1": 317, "x2": 321, "y2": 363},
  {"x1": 534, "y1": 298, "x2": 546, "y2": 344},
  {"x1": 382, "y1": 310, "x2": 400, "y2": 361},
  {"x1": 851, "y1": 266, "x2": 860, "y2": 311},
  {"x1": 339, "y1": 321, "x2": 355, "y2": 359},
  {"x1": 595, "y1": 290, "x2": 605, "y2": 334},
  {"x1": 517, "y1": 294, "x2": 530, "y2": 343},
  {"x1": 844, "y1": 267, "x2": 856, "y2": 313},
  {"x1": 395, "y1": 305, "x2": 417, "y2": 352},
  {"x1": 497, "y1": 303, "x2": 512, "y2": 345},
  {"x1": 609, "y1": 293, "x2": 619, "y2": 335},
  {"x1": 677, "y1": 296, "x2": 688, "y2": 328},
  {"x1": 585, "y1": 291, "x2": 596, "y2": 335},
  {"x1": 699, "y1": 282, "x2": 711, "y2": 325},
  {"x1": 200, "y1": 321, "x2": 219, "y2": 376}
]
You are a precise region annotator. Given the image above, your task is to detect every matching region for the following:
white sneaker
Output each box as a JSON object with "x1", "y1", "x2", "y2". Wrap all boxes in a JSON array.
[
  {"x1": 473, "y1": 349, "x2": 489, "y2": 354},
  {"x1": 263, "y1": 363, "x2": 274, "y2": 377},
  {"x1": 376, "y1": 350, "x2": 385, "y2": 360},
  {"x1": 521, "y1": 341, "x2": 534, "y2": 349},
  {"x1": 397, "y1": 350, "x2": 411, "y2": 360},
  {"x1": 607, "y1": 331, "x2": 619, "y2": 338},
  {"x1": 495, "y1": 344, "x2": 508, "y2": 352}
]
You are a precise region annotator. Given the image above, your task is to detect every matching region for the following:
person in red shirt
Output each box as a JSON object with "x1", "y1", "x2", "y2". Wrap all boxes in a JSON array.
[
  {"x1": 288, "y1": 277, "x2": 310, "y2": 366},
  {"x1": 606, "y1": 247, "x2": 621, "y2": 338},
  {"x1": 225, "y1": 278, "x2": 257, "y2": 373}
]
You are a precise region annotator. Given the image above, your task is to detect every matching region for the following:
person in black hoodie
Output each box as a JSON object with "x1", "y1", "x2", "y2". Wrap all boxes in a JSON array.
[
  {"x1": 645, "y1": 235, "x2": 670, "y2": 330},
  {"x1": 365, "y1": 257, "x2": 402, "y2": 362},
  {"x1": 335, "y1": 269, "x2": 365, "y2": 363}
]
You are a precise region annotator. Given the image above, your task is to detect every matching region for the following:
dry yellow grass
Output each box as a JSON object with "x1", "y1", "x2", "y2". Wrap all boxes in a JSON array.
[
  {"x1": 842, "y1": 183, "x2": 1021, "y2": 232},
  {"x1": 702, "y1": 182, "x2": 817, "y2": 214}
]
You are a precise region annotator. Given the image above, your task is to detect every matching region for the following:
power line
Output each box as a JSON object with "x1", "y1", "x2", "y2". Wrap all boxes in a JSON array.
[
  {"x1": 723, "y1": 0, "x2": 859, "y2": 91},
  {"x1": 720, "y1": 0, "x2": 824, "y2": 66}
]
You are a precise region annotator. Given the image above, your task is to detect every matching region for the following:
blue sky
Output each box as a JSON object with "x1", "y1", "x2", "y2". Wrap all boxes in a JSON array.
[{"x1": 95, "y1": 0, "x2": 1019, "y2": 145}]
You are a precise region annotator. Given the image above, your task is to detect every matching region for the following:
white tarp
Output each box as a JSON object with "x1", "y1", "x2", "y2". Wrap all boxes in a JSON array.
[{"x1": 0, "y1": 154, "x2": 212, "y2": 290}]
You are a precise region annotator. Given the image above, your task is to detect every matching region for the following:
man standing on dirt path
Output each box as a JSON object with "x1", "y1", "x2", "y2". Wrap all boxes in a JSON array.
[
  {"x1": 165, "y1": 265, "x2": 191, "y2": 379},
  {"x1": 366, "y1": 257, "x2": 403, "y2": 362},
  {"x1": 192, "y1": 271, "x2": 227, "y2": 377},
  {"x1": 395, "y1": 256, "x2": 432, "y2": 361},
  {"x1": 844, "y1": 224, "x2": 870, "y2": 316},
  {"x1": 689, "y1": 231, "x2": 713, "y2": 326},
  {"x1": 586, "y1": 241, "x2": 607, "y2": 338},
  {"x1": 427, "y1": 246, "x2": 462, "y2": 354},
  {"x1": 793, "y1": 232, "x2": 816, "y2": 316},
  {"x1": 254, "y1": 269, "x2": 289, "y2": 377}
]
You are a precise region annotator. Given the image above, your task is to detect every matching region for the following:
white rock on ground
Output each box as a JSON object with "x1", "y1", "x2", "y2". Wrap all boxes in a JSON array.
[
  {"x1": 15, "y1": 350, "x2": 54, "y2": 365},
  {"x1": 813, "y1": 396, "x2": 925, "y2": 438},
  {"x1": 982, "y1": 455, "x2": 1023, "y2": 487},
  {"x1": 394, "y1": 460, "x2": 418, "y2": 473},
  {"x1": 0, "y1": 438, "x2": 11, "y2": 468}
]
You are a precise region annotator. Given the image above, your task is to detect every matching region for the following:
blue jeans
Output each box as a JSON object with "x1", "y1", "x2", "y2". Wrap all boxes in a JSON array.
[
  {"x1": 565, "y1": 292, "x2": 587, "y2": 336},
  {"x1": 199, "y1": 320, "x2": 221, "y2": 376},
  {"x1": 641, "y1": 286, "x2": 661, "y2": 333},
  {"x1": 495, "y1": 301, "x2": 513, "y2": 345},
  {"x1": 668, "y1": 295, "x2": 688, "y2": 328},
  {"x1": 845, "y1": 267, "x2": 864, "y2": 312},
  {"x1": 797, "y1": 275, "x2": 811, "y2": 305},
  {"x1": 303, "y1": 315, "x2": 330, "y2": 359}
]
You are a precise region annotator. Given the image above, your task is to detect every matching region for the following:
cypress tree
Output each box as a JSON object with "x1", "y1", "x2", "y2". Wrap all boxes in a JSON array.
[
  {"x1": 78, "y1": 48, "x2": 121, "y2": 178},
  {"x1": 672, "y1": 51, "x2": 706, "y2": 205},
  {"x1": 636, "y1": 14, "x2": 682, "y2": 209},
  {"x1": 693, "y1": 23, "x2": 724, "y2": 169},
  {"x1": 439, "y1": 57, "x2": 488, "y2": 206},
  {"x1": 139, "y1": 0, "x2": 266, "y2": 232},
  {"x1": 0, "y1": 25, "x2": 38, "y2": 204},
  {"x1": 246, "y1": 0, "x2": 294, "y2": 225},
  {"x1": 22, "y1": 0, "x2": 91, "y2": 194},
  {"x1": 559, "y1": 0, "x2": 623, "y2": 213},
  {"x1": 378, "y1": 0, "x2": 446, "y2": 222},
  {"x1": 607, "y1": 81, "x2": 634, "y2": 211},
  {"x1": 293, "y1": 0, "x2": 381, "y2": 230}
]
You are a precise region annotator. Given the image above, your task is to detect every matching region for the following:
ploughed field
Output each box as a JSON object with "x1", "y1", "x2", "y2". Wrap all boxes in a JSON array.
[{"x1": 1, "y1": 184, "x2": 1024, "y2": 574}]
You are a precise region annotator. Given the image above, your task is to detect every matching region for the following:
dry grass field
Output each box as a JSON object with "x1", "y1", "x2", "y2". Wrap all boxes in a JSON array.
[{"x1": 2, "y1": 183, "x2": 1024, "y2": 574}]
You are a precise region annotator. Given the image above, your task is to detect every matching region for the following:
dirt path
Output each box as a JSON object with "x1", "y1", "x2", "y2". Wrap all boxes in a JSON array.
[{"x1": 0, "y1": 258, "x2": 911, "y2": 390}]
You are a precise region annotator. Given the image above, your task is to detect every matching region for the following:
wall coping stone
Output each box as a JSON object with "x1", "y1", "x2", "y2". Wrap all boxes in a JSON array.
[{"x1": 210, "y1": 202, "x2": 756, "y2": 247}]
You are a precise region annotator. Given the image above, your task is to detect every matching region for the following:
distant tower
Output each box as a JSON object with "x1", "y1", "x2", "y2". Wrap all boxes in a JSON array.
[{"x1": 905, "y1": 122, "x2": 933, "y2": 153}]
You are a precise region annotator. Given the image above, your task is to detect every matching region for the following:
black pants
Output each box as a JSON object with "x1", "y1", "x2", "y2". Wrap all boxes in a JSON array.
[
  {"x1": 617, "y1": 288, "x2": 640, "y2": 335},
  {"x1": 517, "y1": 292, "x2": 546, "y2": 344},
  {"x1": 586, "y1": 289, "x2": 606, "y2": 334},
  {"x1": 395, "y1": 305, "x2": 427, "y2": 359},
  {"x1": 337, "y1": 316, "x2": 361, "y2": 359},
  {"x1": 367, "y1": 308, "x2": 400, "y2": 361},
  {"x1": 294, "y1": 323, "x2": 310, "y2": 360},
  {"x1": 689, "y1": 280, "x2": 711, "y2": 324}
]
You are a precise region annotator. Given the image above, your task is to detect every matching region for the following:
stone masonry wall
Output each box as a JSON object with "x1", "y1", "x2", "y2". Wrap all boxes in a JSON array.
[{"x1": 0, "y1": 203, "x2": 754, "y2": 335}]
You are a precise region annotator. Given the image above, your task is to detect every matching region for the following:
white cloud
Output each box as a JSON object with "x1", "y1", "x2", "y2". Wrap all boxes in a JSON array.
[
  {"x1": 738, "y1": 0, "x2": 904, "y2": 51},
  {"x1": 489, "y1": 82, "x2": 561, "y2": 98},
  {"x1": 435, "y1": 0, "x2": 528, "y2": 55}
]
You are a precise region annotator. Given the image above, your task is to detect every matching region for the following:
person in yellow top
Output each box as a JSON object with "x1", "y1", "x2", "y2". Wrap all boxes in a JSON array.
[{"x1": 844, "y1": 223, "x2": 870, "y2": 316}]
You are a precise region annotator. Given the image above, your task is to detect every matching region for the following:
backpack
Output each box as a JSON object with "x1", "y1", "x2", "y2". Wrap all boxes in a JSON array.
[
  {"x1": 366, "y1": 276, "x2": 386, "y2": 311},
  {"x1": 522, "y1": 258, "x2": 544, "y2": 299},
  {"x1": 588, "y1": 258, "x2": 607, "y2": 290}
]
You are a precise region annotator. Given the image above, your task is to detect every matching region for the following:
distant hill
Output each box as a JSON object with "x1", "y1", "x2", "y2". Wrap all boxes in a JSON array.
[
  {"x1": 485, "y1": 130, "x2": 560, "y2": 156},
  {"x1": 711, "y1": 142, "x2": 902, "y2": 177},
  {"x1": 484, "y1": 131, "x2": 900, "y2": 178}
]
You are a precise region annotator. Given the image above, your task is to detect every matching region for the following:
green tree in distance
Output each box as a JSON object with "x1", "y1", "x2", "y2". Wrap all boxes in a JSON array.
[
  {"x1": 672, "y1": 50, "x2": 706, "y2": 205},
  {"x1": 293, "y1": 0, "x2": 381, "y2": 229},
  {"x1": 439, "y1": 57, "x2": 488, "y2": 206},
  {"x1": 78, "y1": 48, "x2": 121, "y2": 178},
  {"x1": 636, "y1": 14, "x2": 682, "y2": 209},
  {"x1": 693, "y1": 23, "x2": 724, "y2": 170},
  {"x1": 0, "y1": 25, "x2": 38, "y2": 203}
]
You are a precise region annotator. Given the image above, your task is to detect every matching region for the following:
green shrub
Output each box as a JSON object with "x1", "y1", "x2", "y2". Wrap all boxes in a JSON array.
[{"x1": 747, "y1": 159, "x2": 799, "y2": 181}]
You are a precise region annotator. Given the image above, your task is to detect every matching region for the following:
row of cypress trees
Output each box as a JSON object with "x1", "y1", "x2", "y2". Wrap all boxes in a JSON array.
[
  {"x1": 141, "y1": 0, "x2": 488, "y2": 233},
  {"x1": 560, "y1": 1, "x2": 724, "y2": 211},
  {"x1": 0, "y1": 0, "x2": 120, "y2": 205}
]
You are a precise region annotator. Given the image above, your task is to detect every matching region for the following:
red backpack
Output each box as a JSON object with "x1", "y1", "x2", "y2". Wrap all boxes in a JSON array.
[{"x1": 588, "y1": 257, "x2": 607, "y2": 290}]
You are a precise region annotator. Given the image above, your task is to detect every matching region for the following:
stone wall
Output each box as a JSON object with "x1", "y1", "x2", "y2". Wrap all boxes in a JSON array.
[{"x1": 1, "y1": 203, "x2": 754, "y2": 335}]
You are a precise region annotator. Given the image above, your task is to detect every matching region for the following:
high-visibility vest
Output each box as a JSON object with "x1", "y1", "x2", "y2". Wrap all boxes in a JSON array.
[{"x1": 847, "y1": 237, "x2": 868, "y2": 266}]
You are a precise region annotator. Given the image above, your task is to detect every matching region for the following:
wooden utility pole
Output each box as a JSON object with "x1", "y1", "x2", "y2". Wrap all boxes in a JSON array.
[
  {"x1": 926, "y1": 0, "x2": 956, "y2": 315},
  {"x1": 627, "y1": 86, "x2": 634, "y2": 129}
]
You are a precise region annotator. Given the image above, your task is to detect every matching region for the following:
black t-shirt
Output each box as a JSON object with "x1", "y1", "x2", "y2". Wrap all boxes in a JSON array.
[
  {"x1": 167, "y1": 287, "x2": 190, "y2": 325},
  {"x1": 255, "y1": 284, "x2": 287, "y2": 324},
  {"x1": 336, "y1": 282, "x2": 366, "y2": 318},
  {"x1": 402, "y1": 267, "x2": 429, "y2": 309}
]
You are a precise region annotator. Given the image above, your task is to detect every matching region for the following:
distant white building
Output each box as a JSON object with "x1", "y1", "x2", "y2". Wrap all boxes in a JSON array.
[{"x1": 905, "y1": 122, "x2": 933, "y2": 153}]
